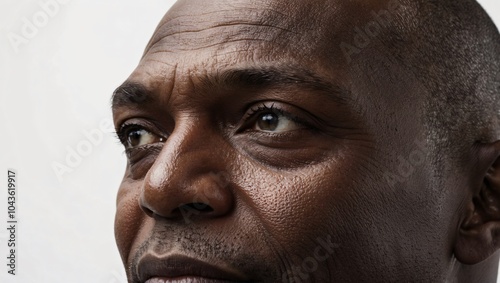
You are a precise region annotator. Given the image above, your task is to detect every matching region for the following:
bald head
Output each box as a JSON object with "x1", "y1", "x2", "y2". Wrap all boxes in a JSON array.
[
  {"x1": 385, "y1": 0, "x2": 500, "y2": 157},
  {"x1": 113, "y1": 1, "x2": 500, "y2": 282}
]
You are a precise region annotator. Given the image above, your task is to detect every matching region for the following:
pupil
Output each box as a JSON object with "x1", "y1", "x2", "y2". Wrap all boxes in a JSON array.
[
  {"x1": 128, "y1": 130, "x2": 144, "y2": 147},
  {"x1": 258, "y1": 113, "x2": 279, "y2": 131}
]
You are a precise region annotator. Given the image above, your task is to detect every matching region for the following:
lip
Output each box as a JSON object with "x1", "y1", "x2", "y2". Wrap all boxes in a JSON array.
[{"x1": 136, "y1": 254, "x2": 251, "y2": 283}]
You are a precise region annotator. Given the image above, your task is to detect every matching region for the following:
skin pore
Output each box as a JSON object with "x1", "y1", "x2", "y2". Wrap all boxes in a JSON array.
[{"x1": 112, "y1": 0, "x2": 500, "y2": 282}]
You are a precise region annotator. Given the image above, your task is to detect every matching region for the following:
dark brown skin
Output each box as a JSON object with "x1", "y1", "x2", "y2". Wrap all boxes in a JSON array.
[{"x1": 112, "y1": 0, "x2": 500, "y2": 282}]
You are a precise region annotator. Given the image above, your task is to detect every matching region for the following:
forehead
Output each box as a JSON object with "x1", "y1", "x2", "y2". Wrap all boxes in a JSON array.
[
  {"x1": 130, "y1": 0, "x2": 397, "y2": 85},
  {"x1": 129, "y1": 0, "x2": 418, "y2": 83},
  {"x1": 145, "y1": 0, "x2": 339, "y2": 56}
]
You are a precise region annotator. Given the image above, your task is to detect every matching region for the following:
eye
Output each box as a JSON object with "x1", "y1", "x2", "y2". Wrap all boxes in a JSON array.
[
  {"x1": 253, "y1": 112, "x2": 302, "y2": 133},
  {"x1": 242, "y1": 103, "x2": 309, "y2": 134},
  {"x1": 118, "y1": 124, "x2": 165, "y2": 149}
]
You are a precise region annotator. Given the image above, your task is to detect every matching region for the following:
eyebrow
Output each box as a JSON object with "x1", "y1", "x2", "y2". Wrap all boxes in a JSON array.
[
  {"x1": 111, "y1": 82, "x2": 153, "y2": 110},
  {"x1": 111, "y1": 66, "x2": 351, "y2": 110}
]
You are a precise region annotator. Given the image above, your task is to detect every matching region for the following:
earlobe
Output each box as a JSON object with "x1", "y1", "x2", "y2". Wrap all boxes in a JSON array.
[{"x1": 454, "y1": 141, "x2": 500, "y2": 264}]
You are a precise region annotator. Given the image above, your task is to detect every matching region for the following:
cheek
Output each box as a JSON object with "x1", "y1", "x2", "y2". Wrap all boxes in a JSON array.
[
  {"x1": 114, "y1": 181, "x2": 145, "y2": 265},
  {"x1": 240, "y1": 155, "x2": 357, "y2": 252},
  {"x1": 230, "y1": 154, "x2": 364, "y2": 282}
]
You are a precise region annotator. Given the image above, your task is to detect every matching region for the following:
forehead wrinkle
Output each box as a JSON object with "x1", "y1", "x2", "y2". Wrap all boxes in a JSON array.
[
  {"x1": 143, "y1": 3, "x2": 300, "y2": 56},
  {"x1": 145, "y1": 24, "x2": 296, "y2": 56},
  {"x1": 147, "y1": 37, "x2": 268, "y2": 56},
  {"x1": 150, "y1": 21, "x2": 297, "y2": 45}
]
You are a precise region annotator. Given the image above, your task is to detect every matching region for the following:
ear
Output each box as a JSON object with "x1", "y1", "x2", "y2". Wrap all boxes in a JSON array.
[{"x1": 454, "y1": 141, "x2": 500, "y2": 264}]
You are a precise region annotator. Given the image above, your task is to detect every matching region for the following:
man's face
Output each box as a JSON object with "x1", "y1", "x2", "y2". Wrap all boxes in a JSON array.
[{"x1": 113, "y1": 0, "x2": 467, "y2": 282}]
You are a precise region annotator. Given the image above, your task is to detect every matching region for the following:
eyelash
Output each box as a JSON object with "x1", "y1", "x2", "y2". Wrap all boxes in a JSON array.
[
  {"x1": 243, "y1": 103, "x2": 310, "y2": 128},
  {"x1": 115, "y1": 122, "x2": 158, "y2": 147}
]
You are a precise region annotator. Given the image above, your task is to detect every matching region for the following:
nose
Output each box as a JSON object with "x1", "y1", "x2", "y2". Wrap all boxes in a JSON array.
[{"x1": 139, "y1": 125, "x2": 234, "y2": 222}]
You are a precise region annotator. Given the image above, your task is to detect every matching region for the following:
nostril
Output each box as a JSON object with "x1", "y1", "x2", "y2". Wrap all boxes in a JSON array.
[
  {"x1": 170, "y1": 203, "x2": 215, "y2": 217},
  {"x1": 141, "y1": 205, "x2": 155, "y2": 217},
  {"x1": 182, "y1": 203, "x2": 214, "y2": 213}
]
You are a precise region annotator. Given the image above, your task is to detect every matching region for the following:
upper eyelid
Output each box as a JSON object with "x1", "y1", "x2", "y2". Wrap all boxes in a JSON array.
[
  {"x1": 239, "y1": 102, "x2": 314, "y2": 133},
  {"x1": 118, "y1": 119, "x2": 165, "y2": 135},
  {"x1": 116, "y1": 121, "x2": 165, "y2": 146},
  {"x1": 245, "y1": 103, "x2": 297, "y2": 121},
  {"x1": 243, "y1": 103, "x2": 276, "y2": 120}
]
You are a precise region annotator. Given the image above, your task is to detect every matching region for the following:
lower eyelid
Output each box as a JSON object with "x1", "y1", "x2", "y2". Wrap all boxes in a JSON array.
[{"x1": 125, "y1": 143, "x2": 163, "y2": 161}]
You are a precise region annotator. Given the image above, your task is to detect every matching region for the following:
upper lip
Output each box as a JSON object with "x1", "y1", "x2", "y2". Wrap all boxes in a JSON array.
[{"x1": 136, "y1": 254, "x2": 250, "y2": 282}]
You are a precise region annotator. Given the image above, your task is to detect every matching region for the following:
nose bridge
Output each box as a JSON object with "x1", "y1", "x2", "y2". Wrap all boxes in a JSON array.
[
  {"x1": 140, "y1": 119, "x2": 233, "y2": 220},
  {"x1": 148, "y1": 123, "x2": 221, "y2": 188}
]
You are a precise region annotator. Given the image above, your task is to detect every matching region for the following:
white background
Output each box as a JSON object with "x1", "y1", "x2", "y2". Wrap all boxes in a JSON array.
[{"x1": 0, "y1": 1, "x2": 498, "y2": 282}]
